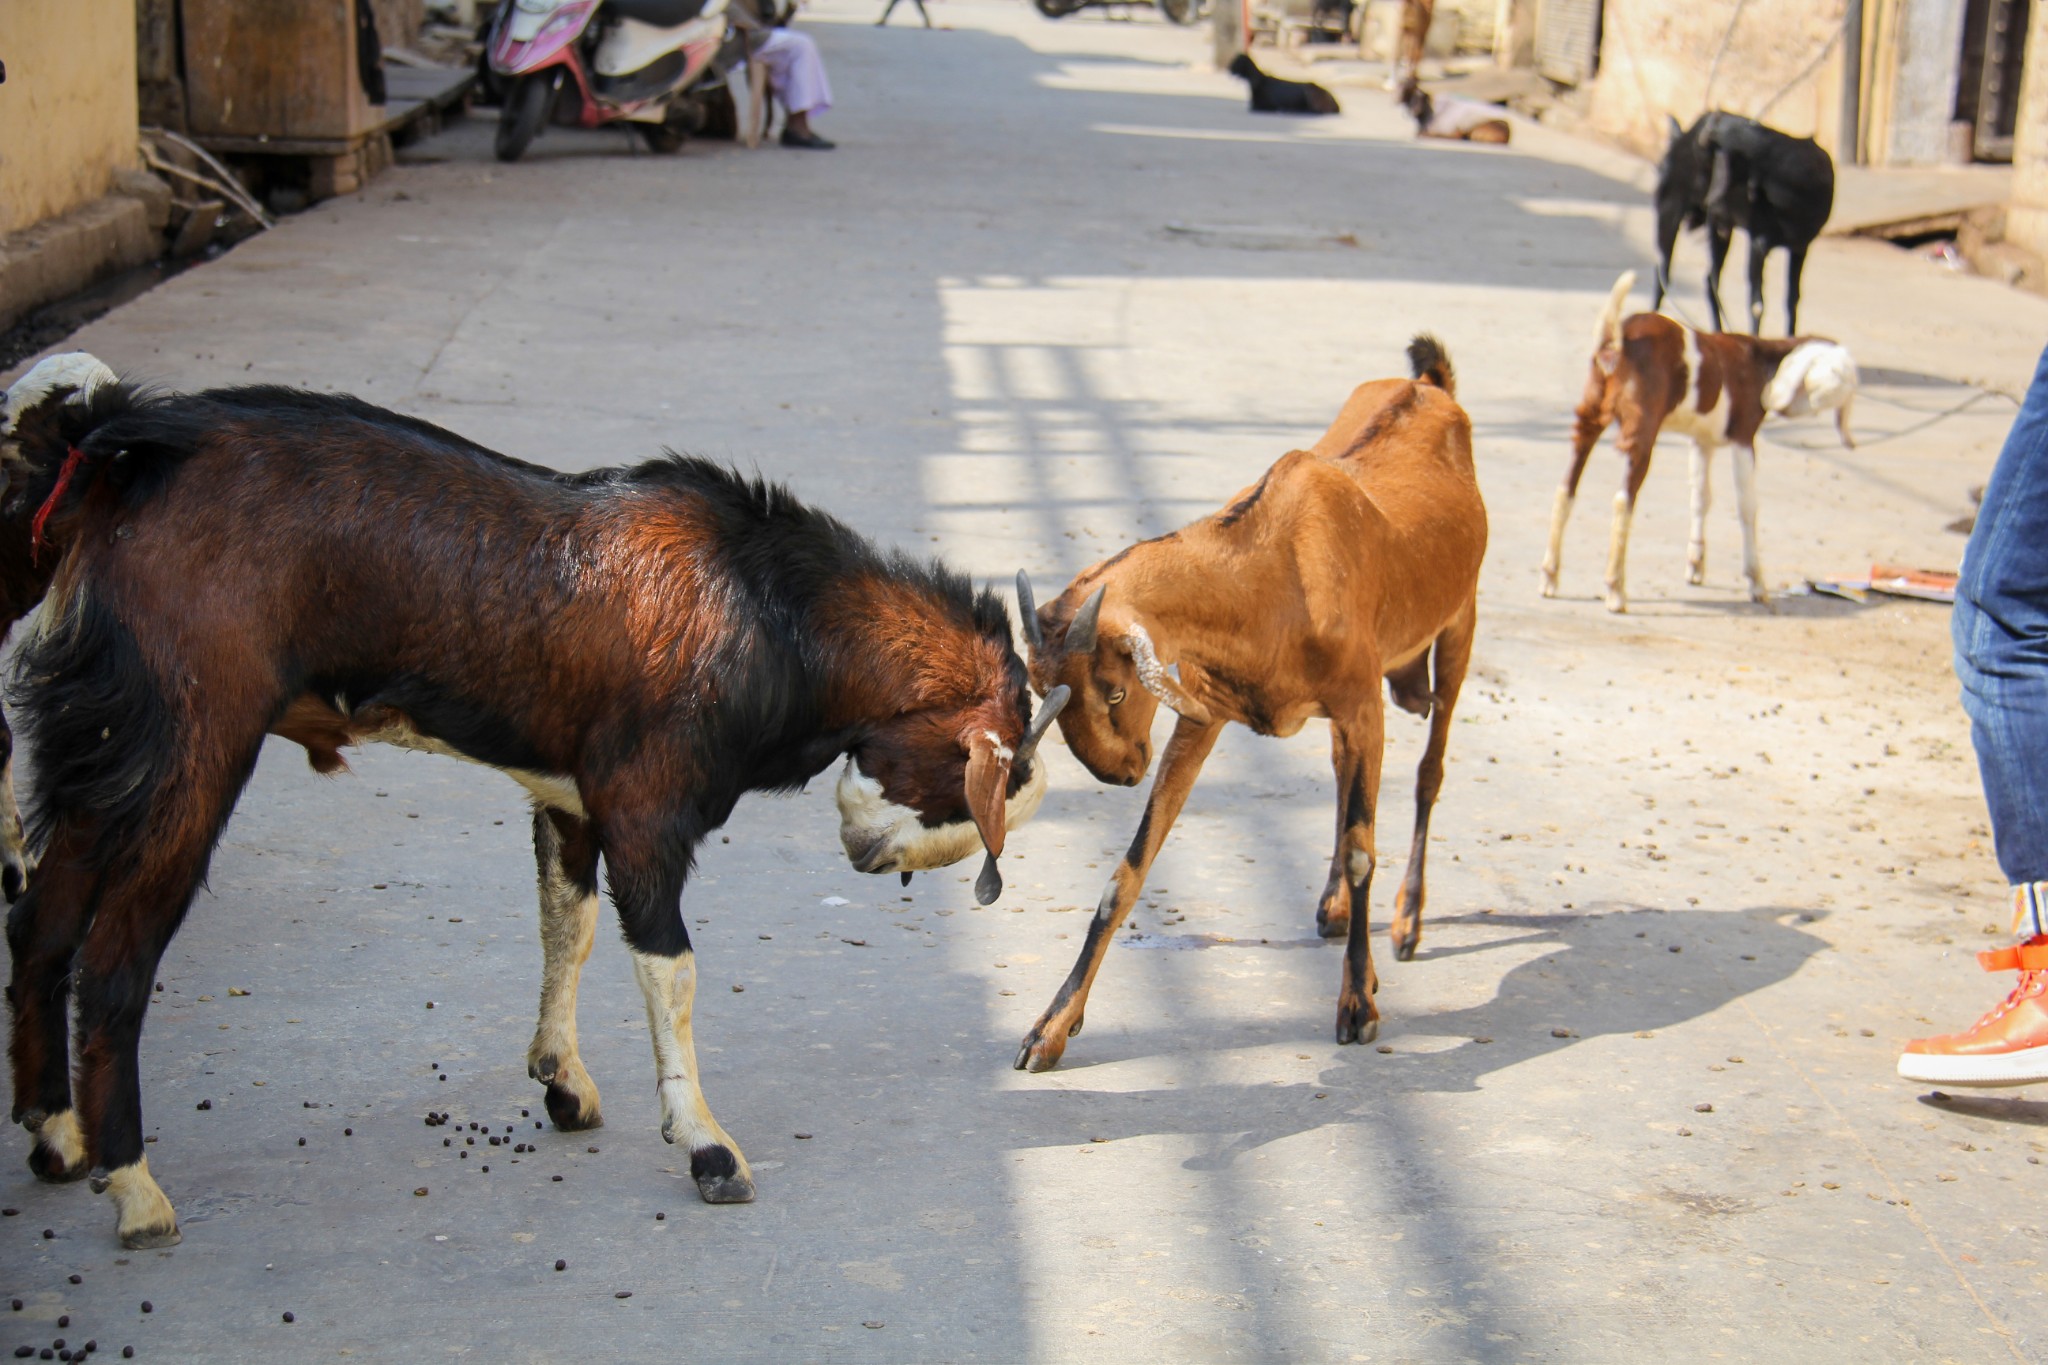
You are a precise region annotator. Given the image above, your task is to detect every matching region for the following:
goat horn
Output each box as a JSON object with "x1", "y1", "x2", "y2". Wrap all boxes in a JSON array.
[
  {"x1": 1016, "y1": 684, "x2": 1069, "y2": 764},
  {"x1": 974, "y1": 852, "x2": 1003, "y2": 906},
  {"x1": 1015, "y1": 571, "x2": 1042, "y2": 650},
  {"x1": 1067, "y1": 586, "x2": 1105, "y2": 655},
  {"x1": 1121, "y1": 624, "x2": 1212, "y2": 724}
]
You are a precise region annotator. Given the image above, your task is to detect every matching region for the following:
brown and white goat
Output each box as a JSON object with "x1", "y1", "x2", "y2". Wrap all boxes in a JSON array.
[
  {"x1": 0, "y1": 354, "x2": 1065, "y2": 1249},
  {"x1": 1540, "y1": 270, "x2": 1858, "y2": 613},
  {"x1": 1014, "y1": 336, "x2": 1487, "y2": 1069}
]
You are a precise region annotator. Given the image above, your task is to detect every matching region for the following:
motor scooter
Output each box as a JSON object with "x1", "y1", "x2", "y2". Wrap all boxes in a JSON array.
[
  {"x1": 1033, "y1": 0, "x2": 1206, "y2": 24},
  {"x1": 486, "y1": 0, "x2": 733, "y2": 162}
]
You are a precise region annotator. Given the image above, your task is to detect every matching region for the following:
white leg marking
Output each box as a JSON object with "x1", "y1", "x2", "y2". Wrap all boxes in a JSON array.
[
  {"x1": 1686, "y1": 443, "x2": 1713, "y2": 585},
  {"x1": 629, "y1": 950, "x2": 753, "y2": 1196},
  {"x1": 105, "y1": 1158, "x2": 179, "y2": 1248},
  {"x1": 34, "y1": 1109, "x2": 85, "y2": 1172},
  {"x1": 1604, "y1": 491, "x2": 1634, "y2": 614},
  {"x1": 1540, "y1": 486, "x2": 1574, "y2": 597},
  {"x1": 1731, "y1": 443, "x2": 1767, "y2": 603},
  {"x1": 527, "y1": 833, "x2": 601, "y2": 1124},
  {"x1": 1346, "y1": 846, "x2": 1375, "y2": 886}
]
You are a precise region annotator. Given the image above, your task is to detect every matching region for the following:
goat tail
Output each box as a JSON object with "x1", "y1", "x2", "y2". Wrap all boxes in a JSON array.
[
  {"x1": 1594, "y1": 271, "x2": 1637, "y2": 355},
  {"x1": 8, "y1": 587, "x2": 182, "y2": 873},
  {"x1": 1406, "y1": 334, "x2": 1456, "y2": 399},
  {"x1": 1, "y1": 353, "x2": 144, "y2": 561}
]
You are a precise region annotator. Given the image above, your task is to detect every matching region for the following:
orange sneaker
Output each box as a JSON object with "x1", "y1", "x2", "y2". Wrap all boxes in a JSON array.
[{"x1": 1898, "y1": 938, "x2": 2048, "y2": 1087}]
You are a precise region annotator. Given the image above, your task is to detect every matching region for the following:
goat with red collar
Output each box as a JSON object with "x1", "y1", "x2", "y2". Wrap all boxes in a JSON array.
[
  {"x1": 0, "y1": 354, "x2": 1066, "y2": 1249},
  {"x1": 1540, "y1": 271, "x2": 1857, "y2": 613}
]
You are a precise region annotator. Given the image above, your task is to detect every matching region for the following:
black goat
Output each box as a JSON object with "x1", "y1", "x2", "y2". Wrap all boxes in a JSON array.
[
  {"x1": 1228, "y1": 53, "x2": 1340, "y2": 116},
  {"x1": 1653, "y1": 111, "x2": 1835, "y2": 335}
]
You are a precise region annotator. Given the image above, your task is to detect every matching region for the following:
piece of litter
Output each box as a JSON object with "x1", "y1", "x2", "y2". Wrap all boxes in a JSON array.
[{"x1": 821, "y1": 896, "x2": 850, "y2": 907}]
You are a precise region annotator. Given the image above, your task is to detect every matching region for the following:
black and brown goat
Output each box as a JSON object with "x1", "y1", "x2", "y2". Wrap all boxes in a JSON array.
[
  {"x1": 0, "y1": 354, "x2": 1065, "y2": 1249},
  {"x1": 1013, "y1": 337, "x2": 1487, "y2": 1069}
]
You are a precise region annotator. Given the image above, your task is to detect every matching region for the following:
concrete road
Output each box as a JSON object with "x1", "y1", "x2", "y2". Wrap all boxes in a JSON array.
[{"x1": 4, "y1": 3, "x2": 2046, "y2": 1359}]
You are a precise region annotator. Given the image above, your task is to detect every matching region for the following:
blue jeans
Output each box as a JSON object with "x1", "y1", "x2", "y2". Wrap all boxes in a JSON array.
[{"x1": 1955, "y1": 343, "x2": 2048, "y2": 934}]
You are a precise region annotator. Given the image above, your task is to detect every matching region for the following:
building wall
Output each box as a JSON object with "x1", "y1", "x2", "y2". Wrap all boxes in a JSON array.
[
  {"x1": 2005, "y1": 0, "x2": 2048, "y2": 258},
  {"x1": 0, "y1": 0, "x2": 141, "y2": 237},
  {"x1": 1580, "y1": 0, "x2": 1850, "y2": 159},
  {"x1": 1869, "y1": 0, "x2": 1968, "y2": 164}
]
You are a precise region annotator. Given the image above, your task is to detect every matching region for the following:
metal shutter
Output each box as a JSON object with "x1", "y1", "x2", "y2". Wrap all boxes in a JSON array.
[{"x1": 1537, "y1": 0, "x2": 1602, "y2": 85}]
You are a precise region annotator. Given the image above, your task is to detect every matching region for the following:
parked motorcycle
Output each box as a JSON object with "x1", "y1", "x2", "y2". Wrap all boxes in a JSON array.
[
  {"x1": 486, "y1": 0, "x2": 733, "y2": 162},
  {"x1": 1033, "y1": 0, "x2": 1207, "y2": 24}
]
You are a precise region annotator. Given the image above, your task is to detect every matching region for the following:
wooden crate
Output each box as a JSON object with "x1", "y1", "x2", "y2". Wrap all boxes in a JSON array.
[{"x1": 181, "y1": 0, "x2": 384, "y2": 144}]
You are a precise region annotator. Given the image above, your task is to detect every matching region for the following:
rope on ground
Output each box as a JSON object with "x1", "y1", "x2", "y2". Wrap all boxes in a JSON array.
[
  {"x1": 1774, "y1": 388, "x2": 2018, "y2": 451},
  {"x1": 140, "y1": 127, "x2": 275, "y2": 231}
]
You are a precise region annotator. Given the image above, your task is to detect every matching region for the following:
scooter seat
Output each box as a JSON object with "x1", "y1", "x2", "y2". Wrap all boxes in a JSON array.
[{"x1": 605, "y1": 0, "x2": 710, "y2": 26}]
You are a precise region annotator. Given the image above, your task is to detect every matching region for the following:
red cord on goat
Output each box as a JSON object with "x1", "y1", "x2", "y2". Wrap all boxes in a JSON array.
[{"x1": 30, "y1": 445, "x2": 89, "y2": 565}]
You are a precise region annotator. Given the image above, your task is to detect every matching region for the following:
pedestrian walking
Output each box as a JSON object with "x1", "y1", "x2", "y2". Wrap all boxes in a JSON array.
[{"x1": 1899, "y1": 344, "x2": 2048, "y2": 1087}]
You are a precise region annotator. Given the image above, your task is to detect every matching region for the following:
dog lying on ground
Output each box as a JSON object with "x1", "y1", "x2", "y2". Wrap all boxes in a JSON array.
[
  {"x1": 1540, "y1": 271, "x2": 1858, "y2": 613},
  {"x1": 1398, "y1": 79, "x2": 1509, "y2": 143},
  {"x1": 1228, "y1": 53, "x2": 1340, "y2": 115}
]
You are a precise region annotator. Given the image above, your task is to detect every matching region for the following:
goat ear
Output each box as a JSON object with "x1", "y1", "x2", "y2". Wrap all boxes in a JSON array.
[
  {"x1": 963, "y1": 731, "x2": 1011, "y2": 861},
  {"x1": 963, "y1": 731, "x2": 1012, "y2": 907}
]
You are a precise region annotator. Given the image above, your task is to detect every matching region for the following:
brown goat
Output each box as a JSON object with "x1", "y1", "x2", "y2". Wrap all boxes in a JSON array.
[
  {"x1": 1541, "y1": 271, "x2": 1858, "y2": 613},
  {"x1": 1014, "y1": 337, "x2": 1487, "y2": 1069},
  {"x1": 0, "y1": 354, "x2": 1065, "y2": 1248}
]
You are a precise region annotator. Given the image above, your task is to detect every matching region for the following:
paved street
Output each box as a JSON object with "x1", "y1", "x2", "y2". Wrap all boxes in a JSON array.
[{"x1": 4, "y1": 2, "x2": 2046, "y2": 1359}]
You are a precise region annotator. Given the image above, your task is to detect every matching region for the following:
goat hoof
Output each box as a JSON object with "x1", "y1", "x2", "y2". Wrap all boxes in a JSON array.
[
  {"x1": 120, "y1": 1222, "x2": 182, "y2": 1251},
  {"x1": 691, "y1": 1146, "x2": 755, "y2": 1203},
  {"x1": 1315, "y1": 907, "x2": 1349, "y2": 939},
  {"x1": 1538, "y1": 573, "x2": 1558, "y2": 599},
  {"x1": 1335, "y1": 1005, "x2": 1379, "y2": 1046},
  {"x1": 1603, "y1": 593, "x2": 1627, "y2": 614},
  {"x1": 1393, "y1": 936, "x2": 1418, "y2": 963},
  {"x1": 543, "y1": 1082, "x2": 602, "y2": 1132},
  {"x1": 1015, "y1": 1028, "x2": 1068, "y2": 1073}
]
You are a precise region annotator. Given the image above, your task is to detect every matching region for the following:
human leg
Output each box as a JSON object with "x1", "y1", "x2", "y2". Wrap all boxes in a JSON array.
[
  {"x1": 1900, "y1": 343, "x2": 2048, "y2": 1085},
  {"x1": 758, "y1": 30, "x2": 836, "y2": 147}
]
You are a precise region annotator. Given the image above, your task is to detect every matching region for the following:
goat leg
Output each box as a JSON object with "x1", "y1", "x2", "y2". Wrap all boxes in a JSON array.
[
  {"x1": 1332, "y1": 700, "x2": 1387, "y2": 1045},
  {"x1": 1686, "y1": 443, "x2": 1714, "y2": 585},
  {"x1": 1731, "y1": 442, "x2": 1769, "y2": 605},
  {"x1": 1391, "y1": 613, "x2": 1472, "y2": 962},
  {"x1": 8, "y1": 828, "x2": 97, "y2": 1183},
  {"x1": 526, "y1": 808, "x2": 605, "y2": 1131},
  {"x1": 1016, "y1": 715, "x2": 1223, "y2": 1073}
]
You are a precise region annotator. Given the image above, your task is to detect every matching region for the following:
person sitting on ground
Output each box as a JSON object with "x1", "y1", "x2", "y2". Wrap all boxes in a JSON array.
[
  {"x1": 732, "y1": 0, "x2": 837, "y2": 149},
  {"x1": 1898, "y1": 344, "x2": 2048, "y2": 1089}
]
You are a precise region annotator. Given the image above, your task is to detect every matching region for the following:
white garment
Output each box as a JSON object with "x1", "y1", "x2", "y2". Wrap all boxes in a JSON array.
[{"x1": 748, "y1": 28, "x2": 832, "y2": 115}]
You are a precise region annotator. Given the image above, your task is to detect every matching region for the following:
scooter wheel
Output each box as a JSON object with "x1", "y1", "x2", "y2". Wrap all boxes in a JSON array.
[{"x1": 495, "y1": 72, "x2": 558, "y2": 163}]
